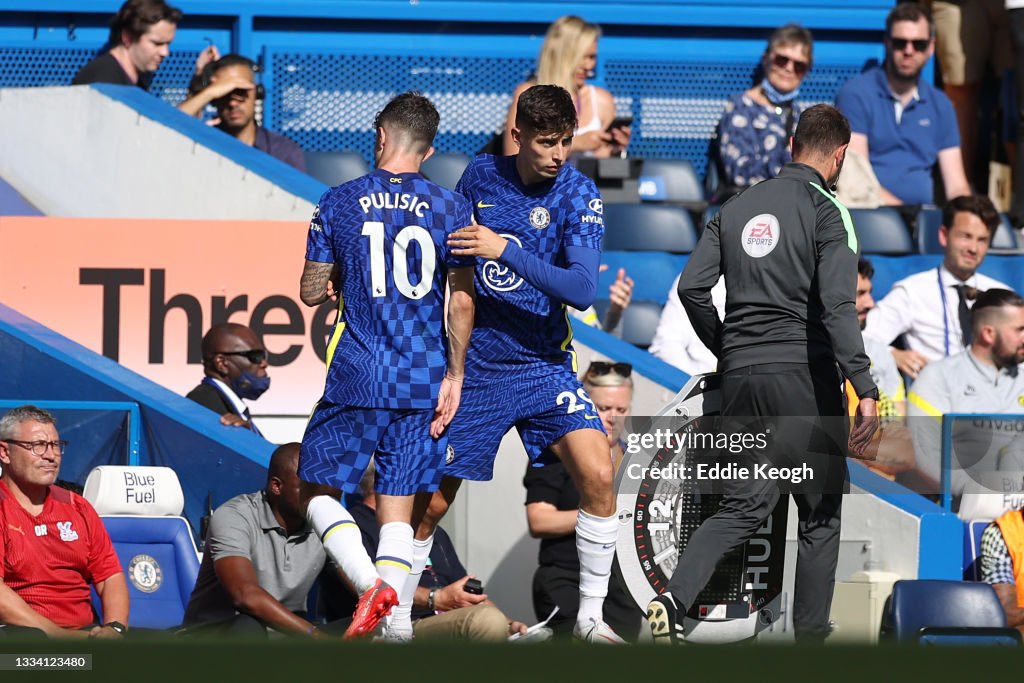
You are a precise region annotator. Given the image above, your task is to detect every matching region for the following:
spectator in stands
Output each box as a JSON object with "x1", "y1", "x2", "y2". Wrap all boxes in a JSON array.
[
  {"x1": 850, "y1": 258, "x2": 917, "y2": 477},
  {"x1": 319, "y1": 462, "x2": 528, "y2": 642},
  {"x1": 502, "y1": 16, "x2": 631, "y2": 158},
  {"x1": 711, "y1": 23, "x2": 813, "y2": 201},
  {"x1": 523, "y1": 361, "x2": 643, "y2": 640},
  {"x1": 72, "y1": 0, "x2": 201, "y2": 91},
  {"x1": 834, "y1": 2, "x2": 970, "y2": 207},
  {"x1": 980, "y1": 506, "x2": 1024, "y2": 635},
  {"x1": 183, "y1": 443, "x2": 340, "y2": 637},
  {"x1": 907, "y1": 288, "x2": 1024, "y2": 503},
  {"x1": 864, "y1": 194, "x2": 1009, "y2": 380},
  {"x1": 0, "y1": 405, "x2": 129, "y2": 638},
  {"x1": 648, "y1": 274, "x2": 725, "y2": 376},
  {"x1": 931, "y1": 0, "x2": 1013, "y2": 188},
  {"x1": 186, "y1": 323, "x2": 270, "y2": 436},
  {"x1": 177, "y1": 55, "x2": 306, "y2": 172},
  {"x1": 571, "y1": 265, "x2": 634, "y2": 336}
]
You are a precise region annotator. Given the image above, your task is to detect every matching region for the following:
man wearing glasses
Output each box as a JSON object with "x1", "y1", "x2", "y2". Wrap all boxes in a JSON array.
[
  {"x1": 0, "y1": 406, "x2": 129, "y2": 638},
  {"x1": 186, "y1": 323, "x2": 270, "y2": 436},
  {"x1": 835, "y1": 2, "x2": 969, "y2": 207}
]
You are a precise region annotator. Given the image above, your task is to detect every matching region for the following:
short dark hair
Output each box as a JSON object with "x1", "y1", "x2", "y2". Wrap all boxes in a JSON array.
[
  {"x1": 971, "y1": 288, "x2": 1024, "y2": 333},
  {"x1": 515, "y1": 84, "x2": 577, "y2": 135},
  {"x1": 109, "y1": 0, "x2": 182, "y2": 45},
  {"x1": 791, "y1": 104, "x2": 850, "y2": 161},
  {"x1": 373, "y1": 92, "x2": 440, "y2": 155},
  {"x1": 885, "y1": 1, "x2": 934, "y2": 39},
  {"x1": 858, "y1": 258, "x2": 874, "y2": 280},
  {"x1": 942, "y1": 194, "x2": 999, "y2": 236}
]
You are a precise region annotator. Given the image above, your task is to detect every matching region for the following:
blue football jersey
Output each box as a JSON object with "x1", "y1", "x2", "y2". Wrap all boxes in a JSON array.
[
  {"x1": 455, "y1": 154, "x2": 604, "y2": 371},
  {"x1": 306, "y1": 169, "x2": 473, "y2": 409}
]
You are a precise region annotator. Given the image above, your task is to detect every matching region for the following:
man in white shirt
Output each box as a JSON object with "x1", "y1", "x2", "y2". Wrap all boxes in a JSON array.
[
  {"x1": 907, "y1": 288, "x2": 1024, "y2": 505},
  {"x1": 864, "y1": 194, "x2": 1009, "y2": 380},
  {"x1": 648, "y1": 275, "x2": 725, "y2": 376}
]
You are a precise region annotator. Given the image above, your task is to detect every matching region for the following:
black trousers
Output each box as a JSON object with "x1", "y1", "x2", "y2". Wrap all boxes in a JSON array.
[{"x1": 666, "y1": 362, "x2": 849, "y2": 641}]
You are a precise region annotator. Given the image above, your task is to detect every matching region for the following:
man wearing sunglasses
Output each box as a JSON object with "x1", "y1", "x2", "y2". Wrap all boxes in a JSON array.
[
  {"x1": 835, "y1": 2, "x2": 969, "y2": 207},
  {"x1": 0, "y1": 406, "x2": 128, "y2": 638},
  {"x1": 186, "y1": 322, "x2": 270, "y2": 436}
]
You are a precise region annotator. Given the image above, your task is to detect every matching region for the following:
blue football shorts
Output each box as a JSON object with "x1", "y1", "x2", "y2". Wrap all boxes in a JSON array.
[
  {"x1": 445, "y1": 362, "x2": 606, "y2": 481},
  {"x1": 298, "y1": 401, "x2": 446, "y2": 496}
]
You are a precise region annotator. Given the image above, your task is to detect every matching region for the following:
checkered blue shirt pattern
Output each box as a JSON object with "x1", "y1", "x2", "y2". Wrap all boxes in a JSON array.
[
  {"x1": 981, "y1": 522, "x2": 1016, "y2": 585},
  {"x1": 455, "y1": 154, "x2": 603, "y2": 371},
  {"x1": 306, "y1": 169, "x2": 473, "y2": 410}
]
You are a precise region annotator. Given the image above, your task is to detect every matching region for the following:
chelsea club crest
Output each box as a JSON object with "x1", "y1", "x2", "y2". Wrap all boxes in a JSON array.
[{"x1": 529, "y1": 206, "x2": 551, "y2": 229}]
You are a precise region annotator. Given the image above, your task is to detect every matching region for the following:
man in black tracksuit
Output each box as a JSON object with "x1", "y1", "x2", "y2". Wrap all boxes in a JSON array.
[{"x1": 647, "y1": 104, "x2": 879, "y2": 644}]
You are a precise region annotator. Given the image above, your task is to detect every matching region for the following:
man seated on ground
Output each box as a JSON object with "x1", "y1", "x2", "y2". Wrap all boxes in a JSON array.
[
  {"x1": 177, "y1": 54, "x2": 306, "y2": 172},
  {"x1": 908, "y1": 289, "x2": 1024, "y2": 506},
  {"x1": 183, "y1": 443, "x2": 339, "y2": 637},
  {"x1": 319, "y1": 463, "x2": 528, "y2": 642},
  {"x1": 864, "y1": 194, "x2": 1009, "y2": 381},
  {"x1": 980, "y1": 505, "x2": 1024, "y2": 635},
  {"x1": 186, "y1": 322, "x2": 270, "y2": 436},
  {"x1": 0, "y1": 406, "x2": 128, "y2": 638}
]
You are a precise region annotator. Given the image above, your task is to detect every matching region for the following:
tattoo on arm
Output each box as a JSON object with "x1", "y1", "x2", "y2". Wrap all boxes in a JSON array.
[{"x1": 300, "y1": 261, "x2": 335, "y2": 306}]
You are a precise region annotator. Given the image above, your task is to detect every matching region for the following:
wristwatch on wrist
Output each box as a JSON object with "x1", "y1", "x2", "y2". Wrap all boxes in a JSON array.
[
  {"x1": 103, "y1": 621, "x2": 127, "y2": 635},
  {"x1": 427, "y1": 589, "x2": 437, "y2": 613}
]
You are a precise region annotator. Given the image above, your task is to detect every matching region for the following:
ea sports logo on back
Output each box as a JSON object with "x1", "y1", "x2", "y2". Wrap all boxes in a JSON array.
[{"x1": 741, "y1": 213, "x2": 780, "y2": 258}]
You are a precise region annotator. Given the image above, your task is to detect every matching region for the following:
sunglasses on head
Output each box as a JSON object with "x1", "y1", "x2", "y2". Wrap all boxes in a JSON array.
[
  {"x1": 770, "y1": 53, "x2": 809, "y2": 76},
  {"x1": 889, "y1": 37, "x2": 930, "y2": 52},
  {"x1": 586, "y1": 361, "x2": 633, "y2": 378},
  {"x1": 217, "y1": 349, "x2": 268, "y2": 364}
]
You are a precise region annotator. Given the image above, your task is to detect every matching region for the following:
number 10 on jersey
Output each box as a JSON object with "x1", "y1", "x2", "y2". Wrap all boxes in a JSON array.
[{"x1": 362, "y1": 221, "x2": 436, "y2": 300}]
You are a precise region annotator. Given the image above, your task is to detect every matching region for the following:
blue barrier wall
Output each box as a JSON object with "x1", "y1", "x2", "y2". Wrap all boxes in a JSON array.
[
  {"x1": 0, "y1": 303, "x2": 273, "y2": 536},
  {"x1": 0, "y1": 1, "x2": 893, "y2": 170}
]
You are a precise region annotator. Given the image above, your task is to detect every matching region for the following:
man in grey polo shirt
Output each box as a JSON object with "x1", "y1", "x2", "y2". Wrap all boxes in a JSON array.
[
  {"x1": 184, "y1": 443, "x2": 334, "y2": 636},
  {"x1": 908, "y1": 289, "x2": 1024, "y2": 508}
]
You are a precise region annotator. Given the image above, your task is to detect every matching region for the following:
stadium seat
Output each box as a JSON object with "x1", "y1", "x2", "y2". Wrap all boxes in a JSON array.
[
  {"x1": 701, "y1": 204, "x2": 720, "y2": 233},
  {"x1": 84, "y1": 466, "x2": 200, "y2": 630},
  {"x1": 963, "y1": 520, "x2": 990, "y2": 581},
  {"x1": 304, "y1": 150, "x2": 370, "y2": 187},
  {"x1": 638, "y1": 158, "x2": 704, "y2": 203},
  {"x1": 618, "y1": 300, "x2": 664, "y2": 348},
  {"x1": 421, "y1": 152, "x2": 471, "y2": 190},
  {"x1": 603, "y1": 203, "x2": 698, "y2": 253},
  {"x1": 917, "y1": 208, "x2": 1019, "y2": 253},
  {"x1": 881, "y1": 579, "x2": 1008, "y2": 643},
  {"x1": 849, "y1": 207, "x2": 914, "y2": 254}
]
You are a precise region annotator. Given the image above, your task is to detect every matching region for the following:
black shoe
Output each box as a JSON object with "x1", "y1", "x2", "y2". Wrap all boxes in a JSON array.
[{"x1": 647, "y1": 594, "x2": 683, "y2": 645}]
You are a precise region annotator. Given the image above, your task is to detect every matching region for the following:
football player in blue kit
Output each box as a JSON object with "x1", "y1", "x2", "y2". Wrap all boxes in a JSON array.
[
  {"x1": 423, "y1": 84, "x2": 625, "y2": 643},
  {"x1": 296, "y1": 92, "x2": 476, "y2": 640}
]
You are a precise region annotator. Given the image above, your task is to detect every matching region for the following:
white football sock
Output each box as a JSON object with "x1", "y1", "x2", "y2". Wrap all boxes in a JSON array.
[
  {"x1": 375, "y1": 522, "x2": 414, "y2": 616},
  {"x1": 307, "y1": 495, "x2": 378, "y2": 594},
  {"x1": 391, "y1": 534, "x2": 433, "y2": 634},
  {"x1": 576, "y1": 509, "x2": 618, "y2": 624}
]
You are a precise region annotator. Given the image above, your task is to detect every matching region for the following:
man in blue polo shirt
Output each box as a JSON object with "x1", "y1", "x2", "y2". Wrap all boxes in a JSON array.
[{"x1": 835, "y1": 2, "x2": 969, "y2": 206}]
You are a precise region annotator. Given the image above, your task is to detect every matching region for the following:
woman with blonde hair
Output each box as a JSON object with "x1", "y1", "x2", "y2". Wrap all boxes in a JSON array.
[{"x1": 503, "y1": 16, "x2": 631, "y2": 157}]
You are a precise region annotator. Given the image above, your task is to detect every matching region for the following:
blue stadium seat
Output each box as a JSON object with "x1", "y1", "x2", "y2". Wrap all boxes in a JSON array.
[
  {"x1": 638, "y1": 158, "x2": 704, "y2": 203},
  {"x1": 618, "y1": 300, "x2": 664, "y2": 349},
  {"x1": 850, "y1": 208, "x2": 914, "y2": 255},
  {"x1": 84, "y1": 466, "x2": 200, "y2": 630},
  {"x1": 421, "y1": 152, "x2": 471, "y2": 190},
  {"x1": 701, "y1": 204, "x2": 720, "y2": 233},
  {"x1": 917, "y1": 207, "x2": 1019, "y2": 253},
  {"x1": 882, "y1": 579, "x2": 1008, "y2": 643},
  {"x1": 304, "y1": 150, "x2": 370, "y2": 187},
  {"x1": 603, "y1": 203, "x2": 698, "y2": 253}
]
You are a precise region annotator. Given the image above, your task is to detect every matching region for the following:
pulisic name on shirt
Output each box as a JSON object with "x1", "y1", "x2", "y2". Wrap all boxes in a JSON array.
[{"x1": 358, "y1": 193, "x2": 430, "y2": 218}]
